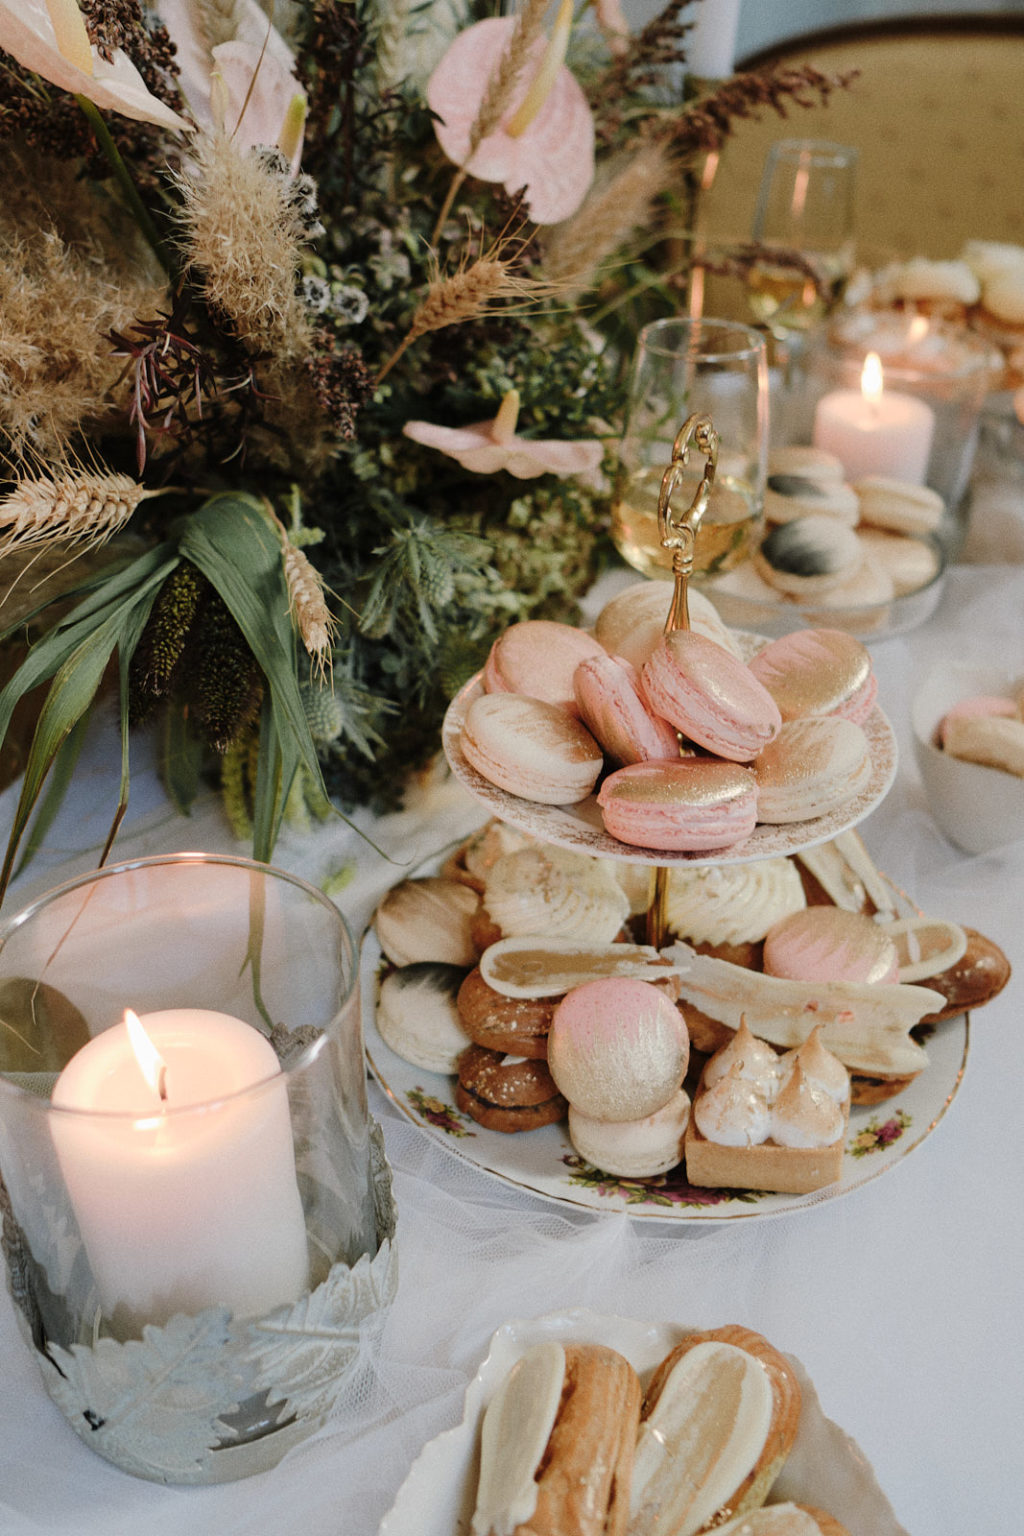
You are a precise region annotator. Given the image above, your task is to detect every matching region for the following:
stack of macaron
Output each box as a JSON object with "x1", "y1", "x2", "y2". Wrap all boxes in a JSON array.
[
  {"x1": 707, "y1": 444, "x2": 944, "y2": 621},
  {"x1": 457, "y1": 594, "x2": 881, "y2": 854},
  {"x1": 546, "y1": 977, "x2": 693, "y2": 1177}
]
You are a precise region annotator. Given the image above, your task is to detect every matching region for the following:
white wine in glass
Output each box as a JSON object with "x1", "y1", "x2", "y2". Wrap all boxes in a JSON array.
[
  {"x1": 749, "y1": 139, "x2": 858, "y2": 336},
  {"x1": 611, "y1": 318, "x2": 769, "y2": 581}
]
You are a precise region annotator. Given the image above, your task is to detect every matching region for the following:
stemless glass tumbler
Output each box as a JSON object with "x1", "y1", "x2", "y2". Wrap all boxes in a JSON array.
[
  {"x1": 0, "y1": 853, "x2": 396, "y2": 1484},
  {"x1": 611, "y1": 317, "x2": 769, "y2": 580}
]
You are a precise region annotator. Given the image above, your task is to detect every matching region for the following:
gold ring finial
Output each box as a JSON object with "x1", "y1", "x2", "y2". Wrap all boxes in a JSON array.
[{"x1": 658, "y1": 411, "x2": 719, "y2": 633}]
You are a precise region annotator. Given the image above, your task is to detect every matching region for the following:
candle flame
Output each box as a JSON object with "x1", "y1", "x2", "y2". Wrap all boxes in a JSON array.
[
  {"x1": 861, "y1": 351, "x2": 884, "y2": 404},
  {"x1": 908, "y1": 314, "x2": 929, "y2": 344},
  {"x1": 125, "y1": 1010, "x2": 168, "y2": 1103}
]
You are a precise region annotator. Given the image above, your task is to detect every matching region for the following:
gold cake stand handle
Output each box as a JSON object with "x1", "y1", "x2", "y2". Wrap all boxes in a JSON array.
[{"x1": 647, "y1": 411, "x2": 720, "y2": 949}]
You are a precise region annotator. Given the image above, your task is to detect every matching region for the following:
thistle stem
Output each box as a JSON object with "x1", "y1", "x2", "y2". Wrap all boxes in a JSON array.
[{"x1": 75, "y1": 95, "x2": 175, "y2": 276}]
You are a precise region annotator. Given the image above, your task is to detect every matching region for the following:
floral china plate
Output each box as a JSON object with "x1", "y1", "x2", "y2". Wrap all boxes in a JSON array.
[
  {"x1": 378, "y1": 1308, "x2": 910, "y2": 1536},
  {"x1": 360, "y1": 875, "x2": 968, "y2": 1224}
]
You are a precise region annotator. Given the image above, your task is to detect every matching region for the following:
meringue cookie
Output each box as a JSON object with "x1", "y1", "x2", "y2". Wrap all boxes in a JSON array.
[
  {"x1": 776, "y1": 1025, "x2": 850, "y2": 1104},
  {"x1": 769, "y1": 1062, "x2": 845, "y2": 1149},
  {"x1": 693, "y1": 1062, "x2": 771, "y2": 1147},
  {"x1": 701, "y1": 1018, "x2": 784, "y2": 1101},
  {"x1": 483, "y1": 845, "x2": 630, "y2": 944},
  {"x1": 663, "y1": 859, "x2": 806, "y2": 947}
]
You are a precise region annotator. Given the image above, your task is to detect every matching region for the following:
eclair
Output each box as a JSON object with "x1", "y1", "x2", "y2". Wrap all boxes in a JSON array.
[
  {"x1": 629, "y1": 1325, "x2": 801, "y2": 1536},
  {"x1": 472, "y1": 1340, "x2": 642, "y2": 1536}
]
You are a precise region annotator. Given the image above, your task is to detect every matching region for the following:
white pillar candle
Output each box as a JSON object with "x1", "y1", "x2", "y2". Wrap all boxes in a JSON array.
[
  {"x1": 685, "y1": 0, "x2": 741, "y2": 79},
  {"x1": 812, "y1": 352, "x2": 935, "y2": 484},
  {"x1": 51, "y1": 1009, "x2": 309, "y2": 1337}
]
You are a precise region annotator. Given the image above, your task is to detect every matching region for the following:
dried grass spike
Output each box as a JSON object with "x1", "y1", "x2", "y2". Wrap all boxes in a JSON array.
[
  {"x1": 284, "y1": 540, "x2": 335, "y2": 678},
  {"x1": 0, "y1": 469, "x2": 153, "y2": 556}
]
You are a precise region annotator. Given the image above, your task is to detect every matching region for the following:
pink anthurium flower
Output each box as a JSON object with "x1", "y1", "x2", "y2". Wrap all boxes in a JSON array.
[
  {"x1": 403, "y1": 390, "x2": 605, "y2": 479},
  {"x1": 0, "y1": 0, "x2": 187, "y2": 131},
  {"x1": 157, "y1": 0, "x2": 306, "y2": 168},
  {"x1": 427, "y1": 0, "x2": 595, "y2": 226}
]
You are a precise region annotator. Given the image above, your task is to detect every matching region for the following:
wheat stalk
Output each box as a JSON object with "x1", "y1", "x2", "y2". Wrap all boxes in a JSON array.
[
  {"x1": 283, "y1": 540, "x2": 335, "y2": 680},
  {"x1": 541, "y1": 140, "x2": 677, "y2": 297},
  {"x1": 376, "y1": 254, "x2": 559, "y2": 383},
  {"x1": 0, "y1": 470, "x2": 154, "y2": 555},
  {"x1": 193, "y1": 0, "x2": 247, "y2": 50},
  {"x1": 431, "y1": 0, "x2": 550, "y2": 243}
]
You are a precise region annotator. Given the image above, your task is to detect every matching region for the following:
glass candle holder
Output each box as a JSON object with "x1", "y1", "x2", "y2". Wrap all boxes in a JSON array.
[
  {"x1": 795, "y1": 309, "x2": 1001, "y2": 557},
  {"x1": 611, "y1": 317, "x2": 769, "y2": 581},
  {"x1": 0, "y1": 854, "x2": 396, "y2": 1485}
]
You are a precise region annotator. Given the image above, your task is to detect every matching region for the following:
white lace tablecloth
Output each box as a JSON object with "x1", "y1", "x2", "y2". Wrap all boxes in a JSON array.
[{"x1": 1, "y1": 565, "x2": 1022, "y2": 1536}]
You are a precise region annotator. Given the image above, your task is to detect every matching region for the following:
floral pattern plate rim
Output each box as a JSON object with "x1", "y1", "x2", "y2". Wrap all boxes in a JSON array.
[
  {"x1": 441, "y1": 643, "x2": 898, "y2": 867},
  {"x1": 378, "y1": 1308, "x2": 909, "y2": 1536},
  {"x1": 360, "y1": 864, "x2": 969, "y2": 1223}
]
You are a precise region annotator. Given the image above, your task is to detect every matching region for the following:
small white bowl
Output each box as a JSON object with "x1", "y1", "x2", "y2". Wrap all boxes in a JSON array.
[{"x1": 912, "y1": 662, "x2": 1024, "y2": 853}]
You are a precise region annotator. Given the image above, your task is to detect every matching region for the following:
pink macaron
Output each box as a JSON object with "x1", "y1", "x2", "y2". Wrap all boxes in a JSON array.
[
  {"x1": 483, "y1": 620, "x2": 606, "y2": 715},
  {"x1": 574, "y1": 652, "x2": 680, "y2": 766},
  {"x1": 753, "y1": 716, "x2": 872, "y2": 824},
  {"x1": 763, "y1": 908, "x2": 900, "y2": 984},
  {"x1": 460, "y1": 692, "x2": 604, "y2": 804},
  {"x1": 597, "y1": 758, "x2": 758, "y2": 852},
  {"x1": 747, "y1": 628, "x2": 877, "y2": 725},
  {"x1": 640, "y1": 630, "x2": 782, "y2": 762},
  {"x1": 547, "y1": 977, "x2": 689, "y2": 1121}
]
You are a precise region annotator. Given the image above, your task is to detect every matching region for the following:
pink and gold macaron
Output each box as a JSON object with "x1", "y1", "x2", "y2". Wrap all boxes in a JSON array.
[
  {"x1": 763, "y1": 908, "x2": 900, "y2": 984},
  {"x1": 752, "y1": 716, "x2": 872, "y2": 824},
  {"x1": 548, "y1": 977, "x2": 689, "y2": 1121},
  {"x1": 641, "y1": 631, "x2": 782, "y2": 762},
  {"x1": 483, "y1": 620, "x2": 606, "y2": 715},
  {"x1": 597, "y1": 759, "x2": 758, "y2": 852},
  {"x1": 574, "y1": 652, "x2": 680, "y2": 766},
  {"x1": 460, "y1": 692, "x2": 603, "y2": 804},
  {"x1": 747, "y1": 628, "x2": 877, "y2": 725}
]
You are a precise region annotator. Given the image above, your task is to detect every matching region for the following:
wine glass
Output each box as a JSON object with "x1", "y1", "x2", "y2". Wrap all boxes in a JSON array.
[
  {"x1": 610, "y1": 317, "x2": 769, "y2": 581},
  {"x1": 748, "y1": 139, "x2": 859, "y2": 337}
]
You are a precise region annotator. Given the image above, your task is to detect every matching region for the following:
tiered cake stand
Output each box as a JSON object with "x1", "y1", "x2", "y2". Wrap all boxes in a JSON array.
[{"x1": 362, "y1": 416, "x2": 968, "y2": 1219}]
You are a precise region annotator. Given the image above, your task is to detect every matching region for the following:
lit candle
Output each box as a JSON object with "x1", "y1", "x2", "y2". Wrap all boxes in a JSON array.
[
  {"x1": 685, "y1": 0, "x2": 740, "y2": 79},
  {"x1": 812, "y1": 351, "x2": 936, "y2": 483},
  {"x1": 51, "y1": 1009, "x2": 309, "y2": 1337}
]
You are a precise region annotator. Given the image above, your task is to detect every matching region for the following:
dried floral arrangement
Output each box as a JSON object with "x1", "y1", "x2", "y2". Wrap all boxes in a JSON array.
[{"x1": 0, "y1": 0, "x2": 851, "y2": 898}]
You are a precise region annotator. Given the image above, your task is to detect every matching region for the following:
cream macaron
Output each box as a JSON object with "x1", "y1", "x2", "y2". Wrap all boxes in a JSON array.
[
  {"x1": 568, "y1": 1088, "x2": 691, "y2": 1178},
  {"x1": 483, "y1": 619, "x2": 606, "y2": 715},
  {"x1": 460, "y1": 692, "x2": 604, "y2": 804},
  {"x1": 753, "y1": 716, "x2": 872, "y2": 824}
]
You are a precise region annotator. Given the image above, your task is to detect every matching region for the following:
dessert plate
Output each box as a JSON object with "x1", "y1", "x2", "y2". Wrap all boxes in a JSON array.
[
  {"x1": 441, "y1": 639, "x2": 897, "y2": 867},
  {"x1": 361, "y1": 851, "x2": 968, "y2": 1224},
  {"x1": 378, "y1": 1308, "x2": 909, "y2": 1536}
]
